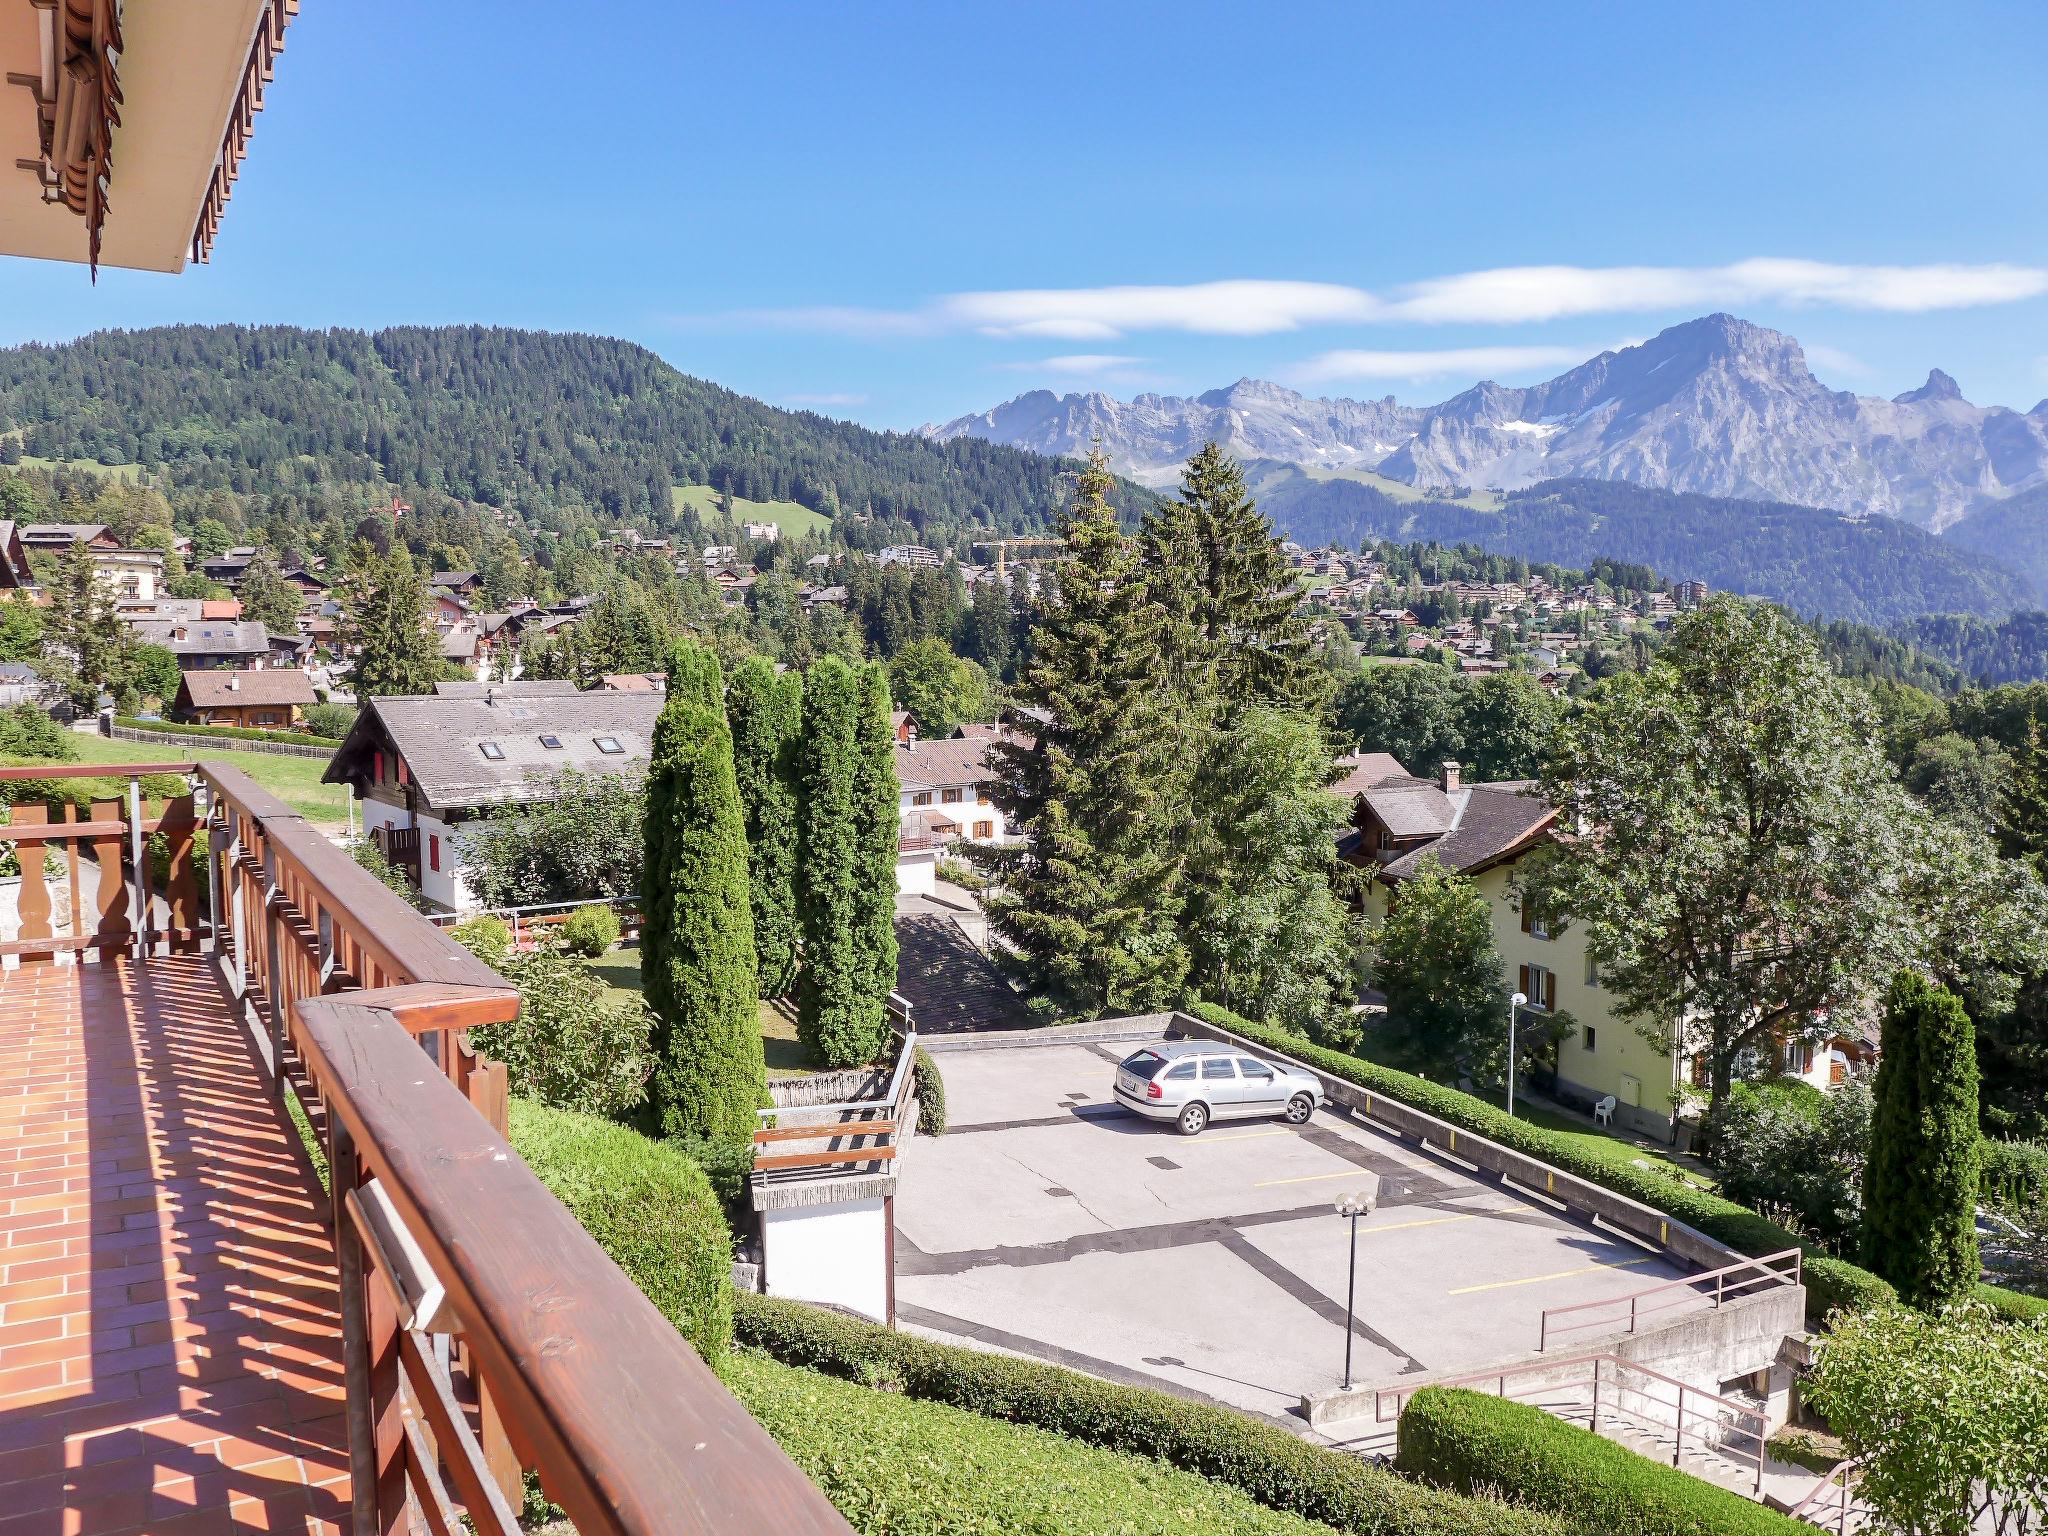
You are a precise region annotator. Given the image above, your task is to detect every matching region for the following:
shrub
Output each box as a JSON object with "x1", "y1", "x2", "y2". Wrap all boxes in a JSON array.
[
  {"x1": 557, "y1": 902, "x2": 620, "y2": 958},
  {"x1": 1981, "y1": 1138, "x2": 2048, "y2": 1224},
  {"x1": 449, "y1": 914, "x2": 512, "y2": 969},
  {"x1": 303, "y1": 701, "x2": 358, "y2": 740},
  {"x1": 1700, "y1": 1077, "x2": 1871, "y2": 1255},
  {"x1": 1396, "y1": 1387, "x2": 1808, "y2": 1536},
  {"x1": 508, "y1": 1099, "x2": 731, "y2": 1361},
  {"x1": 469, "y1": 945, "x2": 652, "y2": 1121},
  {"x1": 733, "y1": 1292, "x2": 1566, "y2": 1536},
  {"x1": 0, "y1": 703, "x2": 76, "y2": 760},
  {"x1": 113, "y1": 715, "x2": 340, "y2": 747},
  {"x1": 726, "y1": 1350, "x2": 1408, "y2": 1536},
  {"x1": 667, "y1": 1132, "x2": 753, "y2": 1206},
  {"x1": 1183, "y1": 1002, "x2": 1902, "y2": 1321},
  {"x1": 912, "y1": 1043, "x2": 947, "y2": 1136}
]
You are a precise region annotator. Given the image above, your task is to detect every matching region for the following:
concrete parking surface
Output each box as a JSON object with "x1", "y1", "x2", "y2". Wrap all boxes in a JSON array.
[{"x1": 896, "y1": 1039, "x2": 1689, "y2": 1428}]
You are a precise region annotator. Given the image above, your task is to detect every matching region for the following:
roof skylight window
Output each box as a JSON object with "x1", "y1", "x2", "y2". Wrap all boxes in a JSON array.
[
  {"x1": 539, "y1": 734, "x2": 562, "y2": 749},
  {"x1": 478, "y1": 741, "x2": 506, "y2": 760},
  {"x1": 594, "y1": 736, "x2": 624, "y2": 754}
]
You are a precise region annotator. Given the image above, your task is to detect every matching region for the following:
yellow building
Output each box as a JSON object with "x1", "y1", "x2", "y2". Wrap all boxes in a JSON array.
[{"x1": 1341, "y1": 754, "x2": 1689, "y2": 1142}]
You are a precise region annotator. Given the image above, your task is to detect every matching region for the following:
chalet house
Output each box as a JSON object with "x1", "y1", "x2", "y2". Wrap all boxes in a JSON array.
[
  {"x1": 325, "y1": 687, "x2": 663, "y2": 912},
  {"x1": 888, "y1": 710, "x2": 919, "y2": 744},
  {"x1": 129, "y1": 619, "x2": 275, "y2": 671},
  {"x1": 0, "y1": 521, "x2": 34, "y2": 590},
  {"x1": 19, "y1": 522, "x2": 119, "y2": 551},
  {"x1": 894, "y1": 730, "x2": 1009, "y2": 894},
  {"x1": 429, "y1": 570, "x2": 484, "y2": 599},
  {"x1": 174, "y1": 668, "x2": 317, "y2": 729}
]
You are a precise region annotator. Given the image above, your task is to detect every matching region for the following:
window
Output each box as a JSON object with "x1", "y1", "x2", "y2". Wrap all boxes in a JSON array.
[
  {"x1": 1522, "y1": 900, "x2": 1550, "y2": 940},
  {"x1": 1518, "y1": 963, "x2": 1556, "y2": 1012},
  {"x1": 478, "y1": 742, "x2": 506, "y2": 761},
  {"x1": 942, "y1": 787, "x2": 963, "y2": 804},
  {"x1": 1783, "y1": 1040, "x2": 1812, "y2": 1075},
  {"x1": 1121, "y1": 1051, "x2": 1167, "y2": 1080},
  {"x1": 913, "y1": 791, "x2": 934, "y2": 807},
  {"x1": 973, "y1": 820, "x2": 993, "y2": 840},
  {"x1": 594, "y1": 736, "x2": 624, "y2": 755},
  {"x1": 1582, "y1": 1026, "x2": 1597, "y2": 1052},
  {"x1": 1237, "y1": 1059, "x2": 1275, "y2": 1082},
  {"x1": 1200, "y1": 1058, "x2": 1236, "y2": 1081},
  {"x1": 976, "y1": 790, "x2": 990, "y2": 805},
  {"x1": 539, "y1": 734, "x2": 562, "y2": 749},
  {"x1": 1164, "y1": 1062, "x2": 1197, "y2": 1081},
  {"x1": 1585, "y1": 954, "x2": 1600, "y2": 988},
  {"x1": 428, "y1": 834, "x2": 440, "y2": 873}
]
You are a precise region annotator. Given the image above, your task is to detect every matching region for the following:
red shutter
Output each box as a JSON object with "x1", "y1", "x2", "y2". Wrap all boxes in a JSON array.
[
  {"x1": 398, "y1": 758, "x2": 409, "y2": 786},
  {"x1": 428, "y1": 834, "x2": 440, "y2": 873},
  {"x1": 373, "y1": 750, "x2": 384, "y2": 784},
  {"x1": 1544, "y1": 971, "x2": 1556, "y2": 1012}
]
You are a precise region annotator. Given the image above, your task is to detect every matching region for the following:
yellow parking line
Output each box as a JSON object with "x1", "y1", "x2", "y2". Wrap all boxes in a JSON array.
[
  {"x1": 1447, "y1": 1256, "x2": 1655, "y2": 1296},
  {"x1": 1253, "y1": 1168, "x2": 1371, "y2": 1188}
]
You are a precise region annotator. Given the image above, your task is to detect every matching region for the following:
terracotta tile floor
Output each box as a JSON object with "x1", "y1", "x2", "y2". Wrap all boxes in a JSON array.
[{"x1": 0, "y1": 958, "x2": 349, "y2": 1534}]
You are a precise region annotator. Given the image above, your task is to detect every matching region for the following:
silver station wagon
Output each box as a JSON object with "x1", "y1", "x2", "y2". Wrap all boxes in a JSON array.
[{"x1": 1113, "y1": 1040, "x2": 1324, "y2": 1136}]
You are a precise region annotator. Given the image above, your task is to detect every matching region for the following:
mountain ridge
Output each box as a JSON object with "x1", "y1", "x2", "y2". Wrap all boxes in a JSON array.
[{"x1": 925, "y1": 314, "x2": 2048, "y2": 531}]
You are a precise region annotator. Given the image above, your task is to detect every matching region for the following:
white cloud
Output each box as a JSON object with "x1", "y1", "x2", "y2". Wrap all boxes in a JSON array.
[
  {"x1": 735, "y1": 260, "x2": 2048, "y2": 340},
  {"x1": 1799, "y1": 342, "x2": 1869, "y2": 377},
  {"x1": 1290, "y1": 344, "x2": 1595, "y2": 386},
  {"x1": 994, "y1": 353, "x2": 1149, "y2": 375}
]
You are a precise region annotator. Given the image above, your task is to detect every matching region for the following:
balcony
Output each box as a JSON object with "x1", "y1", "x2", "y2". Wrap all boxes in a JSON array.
[{"x1": 0, "y1": 761, "x2": 848, "y2": 1534}]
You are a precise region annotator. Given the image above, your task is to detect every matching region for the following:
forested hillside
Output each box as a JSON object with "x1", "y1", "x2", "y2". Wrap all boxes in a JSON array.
[
  {"x1": 0, "y1": 325, "x2": 1116, "y2": 540},
  {"x1": 1943, "y1": 481, "x2": 2048, "y2": 602},
  {"x1": 1248, "y1": 467, "x2": 2035, "y2": 626},
  {"x1": 1893, "y1": 612, "x2": 2048, "y2": 686}
]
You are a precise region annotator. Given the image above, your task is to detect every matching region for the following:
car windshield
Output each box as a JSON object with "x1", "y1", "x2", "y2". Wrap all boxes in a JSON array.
[{"x1": 1120, "y1": 1051, "x2": 1168, "y2": 1080}]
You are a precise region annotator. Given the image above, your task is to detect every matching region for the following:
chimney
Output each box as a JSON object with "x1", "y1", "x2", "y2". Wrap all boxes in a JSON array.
[
  {"x1": 1440, "y1": 761, "x2": 1461, "y2": 794},
  {"x1": 226, "y1": 675, "x2": 239, "y2": 691}
]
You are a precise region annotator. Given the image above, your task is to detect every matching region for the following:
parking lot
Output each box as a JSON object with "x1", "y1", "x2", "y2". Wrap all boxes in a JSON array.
[{"x1": 896, "y1": 1038, "x2": 1689, "y2": 1428}]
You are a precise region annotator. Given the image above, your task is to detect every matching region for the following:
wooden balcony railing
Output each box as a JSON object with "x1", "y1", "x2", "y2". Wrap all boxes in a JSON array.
[{"x1": 0, "y1": 761, "x2": 853, "y2": 1536}]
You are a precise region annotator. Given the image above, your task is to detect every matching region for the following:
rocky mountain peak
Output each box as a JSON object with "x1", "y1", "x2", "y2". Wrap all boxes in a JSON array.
[{"x1": 1894, "y1": 368, "x2": 1965, "y2": 405}]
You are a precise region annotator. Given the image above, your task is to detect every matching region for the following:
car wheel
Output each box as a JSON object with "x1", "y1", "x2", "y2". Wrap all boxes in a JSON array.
[
  {"x1": 1285, "y1": 1093, "x2": 1314, "y2": 1125},
  {"x1": 1177, "y1": 1102, "x2": 1209, "y2": 1136}
]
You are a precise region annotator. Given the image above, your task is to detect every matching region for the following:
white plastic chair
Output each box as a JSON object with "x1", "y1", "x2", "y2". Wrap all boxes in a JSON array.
[{"x1": 1593, "y1": 1095, "x2": 1617, "y2": 1127}]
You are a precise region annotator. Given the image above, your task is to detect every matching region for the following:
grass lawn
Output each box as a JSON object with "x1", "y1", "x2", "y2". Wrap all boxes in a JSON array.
[
  {"x1": 19, "y1": 454, "x2": 142, "y2": 482},
  {"x1": 589, "y1": 942, "x2": 816, "y2": 1076},
  {"x1": 671, "y1": 484, "x2": 832, "y2": 541},
  {"x1": 58, "y1": 732, "x2": 351, "y2": 823}
]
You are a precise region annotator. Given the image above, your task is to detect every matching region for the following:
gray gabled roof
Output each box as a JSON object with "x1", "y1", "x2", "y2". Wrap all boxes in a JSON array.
[
  {"x1": 1379, "y1": 782, "x2": 1556, "y2": 882},
  {"x1": 129, "y1": 620, "x2": 272, "y2": 656},
  {"x1": 325, "y1": 689, "x2": 664, "y2": 812}
]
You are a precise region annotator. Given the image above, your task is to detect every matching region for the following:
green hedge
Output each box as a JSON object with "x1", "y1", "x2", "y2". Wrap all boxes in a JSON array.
[
  {"x1": 912, "y1": 1043, "x2": 947, "y2": 1136},
  {"x1": 115, "y1": 715, "x2": 340, "y2": 748},
  {"x1": 508, "y1": 1099, "x2": 732, "y2": 1361},
  {"x1": 1183, "y1": 1003, "x2": 1897, "y2": 1321},
  {"x1": 1396, "y1": 1388, "x2": 1807, "y2": 1536},
  {"x1": 733, "y1": 1291, "x2": 1565, "y2": 1536},
  {"x1": 1981, "y1": 1138, "x2": 2048, "y2": 1221},
  {"x1": 727, "y1": 1351, "x2": 1384, "y2": 1536}
]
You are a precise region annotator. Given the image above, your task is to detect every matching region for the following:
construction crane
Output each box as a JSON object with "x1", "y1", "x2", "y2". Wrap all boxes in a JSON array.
[{"x1": 971, "y1": 537, "x2": 1068, "y2": 576}]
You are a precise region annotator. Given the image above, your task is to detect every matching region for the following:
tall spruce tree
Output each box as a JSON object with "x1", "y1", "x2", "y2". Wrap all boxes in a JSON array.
[
  {"x1": 985, "y1": 451, "x2": 1188, "y2": 1015},
  {"x1": 727, "y1": 656, "x2": 803, "y2": 999},
  {"x1": 1140, "y1": 443, "x2": 1324, "y2": 716},
  {"x1": 1862, "y1": 970, "x2": 1982, "y2": 1308},
  {"x1": 640, "y1": 642, "x2": 766, "y2": 1144},
  {"x1": 340, "y1": 546, "x2": 443, "y2": 699},
  {"x1": 796, "y1": 656, "x2": 885, "y2": 1065},
  {"x1": 852, "y1": 662, "x2": 902, "y2": 1029},
  {"x1": 43, "y1": 540, "x2": 129, "y2": 710}
]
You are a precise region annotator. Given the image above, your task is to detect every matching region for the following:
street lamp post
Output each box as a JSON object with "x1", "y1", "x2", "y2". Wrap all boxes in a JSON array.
[
  {"x1": 1508, "y1": 991, "x2": 1527, "y2": 1117},
  {"x1": 1333, "y1": 1188, "x2": 1376, "y2": 1391}
]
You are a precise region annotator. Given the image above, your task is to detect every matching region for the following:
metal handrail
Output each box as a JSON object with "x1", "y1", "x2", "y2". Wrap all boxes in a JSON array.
[
  {"x1": 1539, "y1": 1248, "x2": 1803, "y2": 1350},
  {"x1": 1375, "y1": 1350, "x2": 1771, "y2": 1494},
  {"x1": 1788, "y1": 1454, "x2": 1864, "y2": 1535}
]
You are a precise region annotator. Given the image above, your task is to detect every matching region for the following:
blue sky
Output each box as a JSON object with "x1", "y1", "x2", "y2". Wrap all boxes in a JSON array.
[{"x1": 4, "y1": 1, "x2": 2045, "y2": 429}]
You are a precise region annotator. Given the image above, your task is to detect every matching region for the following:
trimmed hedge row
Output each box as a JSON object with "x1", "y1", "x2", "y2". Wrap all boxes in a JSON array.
[
  {"x1": 507, "y1": 1099, "x2": 732, "y2": 1361},
  {"x1": 1191, "y1": 1003, "x2": 2048, "y2": 1324},
  {"x1": 733, "y1": 1291, "x2": 1567, "y2": 1536},
  {"x1": 727, "y1": 1351, "x2": 1381, "y2": 1536},
  {"x1": 1396, "y1": 1388, "x2": 1807, "y2": 1536},
  {"x1": 114, "y1": 715, "x2": 341, "y2": 748},
  {"x1": 912, "y1": 1043, "x2": 947, "y2": 1136}
]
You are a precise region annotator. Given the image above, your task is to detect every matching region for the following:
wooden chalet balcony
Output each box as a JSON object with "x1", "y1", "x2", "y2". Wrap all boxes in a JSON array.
[{"x1": 0, "y1": 762, "x2": 848, "y2": 1535}]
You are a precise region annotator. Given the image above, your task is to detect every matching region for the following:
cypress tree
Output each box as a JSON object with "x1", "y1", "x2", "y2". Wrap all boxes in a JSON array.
[
  {"x1": 851, "y1": 662, "x2": 901, "y2": 1034},
  {"x1": 796, "y1": 656, "x2": 881, "y2": 1065},
  {"x1": 986, "y1": 451, "x2": 1188, "y2": 1016},
  {"x1": 727, "y1": 656, "x2": 803, "y2": 999},
  {"x1": 1140, "y1": 442, "x2": 1325, "y2": 716},
  {"x1": 640, "y1": 647, "x2": 766, "y2": 1144},
  {"x1": 1862, "y1": 970, "x2": 1981, "y2": 1308},
  {"x1": 667, "y1": 638, "x2": 725, "y2": 712}
]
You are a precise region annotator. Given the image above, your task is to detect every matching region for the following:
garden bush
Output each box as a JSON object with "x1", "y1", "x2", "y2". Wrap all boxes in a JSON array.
[
  {"x1": 1981, "y1": 1138, "x2": 2048, "y2": 1224},
  {"x1": 557, "y1": 902, "x2": 621, "y2": 957},
  {"x1": 302, "y1": 701, "x2": 358, "y2": 740},
  {"x1": 733, "y1": 1291, "x2": 1565, "y2": 1536},
  {"x1": 467, "y1": 944, "x2": 651, "y2": 1120},
  {"x1": 449, "y1": 914, "x2": 512, "y2": 968},
  {"x1": 114, "y1": 715, "x2": 340, "y2": 748},
  {"x1": 727, "y1": 1350, "x2": 1420, "y2": 1536},
  {"x1": 508, "y1": 1099, "x2": 731, "y2": 1361},
  {"x1": 912, "y1": 1043, "x2": 947, "y2": 1136},
  {"x1": 1396, "y1": 1387, "x2": 1808, "y2": 1536}
]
